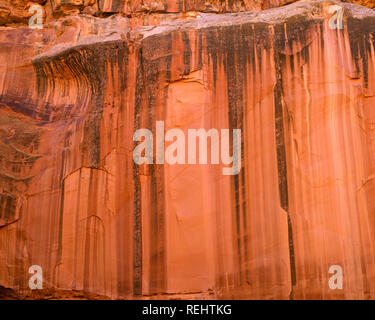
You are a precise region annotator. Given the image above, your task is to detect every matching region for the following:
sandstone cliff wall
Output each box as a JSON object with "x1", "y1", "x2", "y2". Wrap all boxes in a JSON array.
[{"x1": 1, "y1": 0, "x2": 375, "y2": 299}]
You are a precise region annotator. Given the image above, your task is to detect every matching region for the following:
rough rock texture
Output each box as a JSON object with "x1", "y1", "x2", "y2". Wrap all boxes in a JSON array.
[
  {"x1": 0, "y1": 0, "x2": 294, "y2": 27},
  {"x1": 350, "y1": 0, "x2": 375, "y2": 7},
  {"x1": 1, "y1": 0, "x2": 374, "y2": 28},
  {"x1": 0, "y1": 285, "x2": 111, "y2": 299},
  {"x1": 1, "y1": 0, "x2": 375, "y2": 299}
]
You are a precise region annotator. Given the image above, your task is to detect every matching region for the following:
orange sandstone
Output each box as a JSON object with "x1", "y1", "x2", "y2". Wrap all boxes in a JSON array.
[{"x1": 0, "y1": 0, "x2": 375, "y2": 300}]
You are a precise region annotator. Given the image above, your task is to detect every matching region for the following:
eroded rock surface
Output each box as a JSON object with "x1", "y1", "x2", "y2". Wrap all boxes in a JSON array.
[
  {"x1": 1, "y1": 0, "x2": 375, "y2": 299},
  {"x1": 1, "y1": 0, "x2": 374, "y2": 28},
  {"x1": 0, "y1": 0, "x2": 293, "y2": 26}
]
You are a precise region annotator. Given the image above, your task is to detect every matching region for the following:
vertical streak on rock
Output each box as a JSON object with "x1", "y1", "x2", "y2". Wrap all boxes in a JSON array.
[
  {"x1": 72, "y1": 169, "x2": 82, "y2": 290},
  {"x1": 224, "y1": 25, "x2": 246, "y2": 286},
  {"x1": 83, "y1": 170, "x2": 94, "y2": 290},
  {"x1": 140, "y1": 32, "x2": 173, "y2": 294},
  {"x1": 84, "y1": 169, "x2": 100, "y2": 291},
  {"x1": 154, "y1": 34, "x2": 171, "y2": 293},
  {"x1": 182, "y1": 31, "x2": 191, "y2": 76},
  {"x1": 56, "y1": 177, "x2": 65, "y2": 283},
  {"x1": 133, "y1": 47, "x2": 143, "y2": 296},
  {"x1": 111, "y1": 43, "x2": 132, "y2": 298},
  {"x1": 178, "y1": 0, "x2": 184, "y2": 12},
  {"x1": 49, "y1": 0, "x2": 55, "y2": 13},
  {"x1": 148, "y1": 83, "x2": 162, "y2": 294},
  {"x1": 56, "y1": 147, "x2": 68, "y2": 281},
  {"x1": 197, "y1": 31, "x2": 203, "y2": 71},
  {"x1": 82, "y1": 47, "x2": 107, "y2": 169},
  {"x1": 273, "y1": 51, "x2": 296, "y2": 299}
]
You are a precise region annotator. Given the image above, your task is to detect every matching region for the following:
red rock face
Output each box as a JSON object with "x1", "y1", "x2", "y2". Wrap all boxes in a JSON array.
[
  {"x1": 0, "y1": 0, "x2": 295, "y2": 27},
  {"x1": 1, "y1": 0, "x2": 375, "y2": 300}
]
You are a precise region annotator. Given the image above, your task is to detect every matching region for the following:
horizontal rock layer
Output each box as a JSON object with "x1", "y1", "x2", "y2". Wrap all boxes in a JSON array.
[
  {"x1": 1, "y1": 0, "x2": 375, "y2": 299},
  {"x1": 2, "y1": 0, "x2": 375, "y2": 26},
  {"x1": 0, "y1": 0, "x2": 292, "y2": 26}
]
